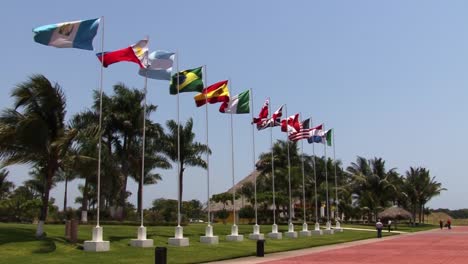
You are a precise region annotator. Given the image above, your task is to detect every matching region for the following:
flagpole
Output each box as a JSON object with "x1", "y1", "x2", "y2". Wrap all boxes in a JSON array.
[
  {"x1": 300, "y1": 119, "x2": 307, "y2": 229},
  {"x1": 323, "y1": 124, "x2": 331, "y2": 232},
  {"x1": 140, "y1": 71, "x2": 148, "y2": 227},
  {"x1": 84, "y1": 16, "x2": 110, "y2": 252},
  {"x1": 200, "y1": 65, "x2": 217, "y2": 243},
  {"x1": 269, "y1": 99, "x2": 279, "y2": 237},
  {"x1": 285, "y1": 105, "x2": 295, "y2": 237},
  {"x1": 250, "y1": 89, "x2": 259, "y2": 228},
  {"x1": 311, "y1": 118, "x2": 320, "y2": 232}
]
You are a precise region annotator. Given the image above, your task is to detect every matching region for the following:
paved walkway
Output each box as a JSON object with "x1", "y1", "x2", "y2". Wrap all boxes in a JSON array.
[{"x1": 209, "y1": 226, "x2": 468, "y2": 264}]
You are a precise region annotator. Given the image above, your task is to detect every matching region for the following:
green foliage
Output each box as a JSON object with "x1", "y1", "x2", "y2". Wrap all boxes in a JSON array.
[{"x1": 238, "y1": 205, "x2": 255, "y2": 222}]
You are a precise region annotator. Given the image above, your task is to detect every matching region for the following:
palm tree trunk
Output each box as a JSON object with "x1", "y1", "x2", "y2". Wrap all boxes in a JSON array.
[
  {"x1": 63, "y1": 173, "x2": 68, "y2": 213},
  {"x1": 178, "y1": 165, "x2": 184, "y2": 213},
  {"x1": 37, "y1": 164, "x2": 55, "y2": 237}
]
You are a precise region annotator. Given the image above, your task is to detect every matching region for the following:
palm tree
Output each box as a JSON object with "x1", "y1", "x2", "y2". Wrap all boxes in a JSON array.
[
  {"x1": 0, "y1": 75, "x2": 75, "y2": 236},
  {"x1": 161, "y1": 118, "x2": 210, "y2": 207},
  {"x1": 0, "y1": 168, "x2": 15, "y2": 199}
]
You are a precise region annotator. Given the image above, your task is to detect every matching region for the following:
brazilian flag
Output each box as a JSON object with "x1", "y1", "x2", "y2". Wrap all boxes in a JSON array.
[{"x1": 169, "y1": 66, "x2": 204, "y2": 95}]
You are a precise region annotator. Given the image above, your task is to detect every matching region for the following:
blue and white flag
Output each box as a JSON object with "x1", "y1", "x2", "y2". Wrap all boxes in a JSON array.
[
  {"x1": 138, "y1": 51, "x2": 175, "y2": 80},
  {"x1": 33, "y1": 18, "x2": 100, "y2": 50}
]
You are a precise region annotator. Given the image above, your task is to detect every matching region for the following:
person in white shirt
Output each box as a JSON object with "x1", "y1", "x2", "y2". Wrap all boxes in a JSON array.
[{"x1": 376, "y1": 219, "x2": 383, "y2": 238}]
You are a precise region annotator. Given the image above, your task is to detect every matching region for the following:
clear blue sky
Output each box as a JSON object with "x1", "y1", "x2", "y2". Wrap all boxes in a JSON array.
[{"x1": 1, "y1": 0, "x2": 467, "y2": 210}]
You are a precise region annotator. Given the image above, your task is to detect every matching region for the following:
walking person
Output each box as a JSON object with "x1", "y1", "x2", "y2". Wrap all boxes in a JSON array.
[
  {"x1": 387, "y1": 220, "x2": 392, "y2": 232},
  {"x1": 439, "y1": 219, "x2": 443, "y2": 230},
  {"x1": 376, "y1": 219, "x2": 383, "y2": 238},
  {"x1": 447, "y1": 219, "x2": 451, "y2": 230}
]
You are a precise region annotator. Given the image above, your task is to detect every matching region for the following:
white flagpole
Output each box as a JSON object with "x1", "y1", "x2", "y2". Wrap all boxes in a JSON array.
[
  {"x1": 250, "y1": 89, "x2": 258, "y2": 227},
  {"x1": 323, "y1": 125, "x2": 331, "y2": 232},
  {"x1": 269, "y1": 100, "x2": 279, "y2": 237},
  {"x1": 84, "y1": 16, "x2": 109, "y2": 251},
  {"x1": 204, "y1": 66, "x2": 210, "y2": 226},
  {"x1": 300, "y1": 123, "x2": 307, "y2": 227},
  {"x1": 332, "y1": 129, "x2": 338, "y2": 218},
  {"x1": 140, "y1": 71, "x2": 148, "y2": 227},
  {"x1": 285, "y1": 105, "x2": 296, "y2": 237},
  {"x1": 227, "y1": 79, "x2": 242, "y2": 240},
  {"x1": 311, "y1": 118, "x2": 320, "y2": 232},
  {"x1": 176, "y1": 53, "x2": 181, "y2": 228}
]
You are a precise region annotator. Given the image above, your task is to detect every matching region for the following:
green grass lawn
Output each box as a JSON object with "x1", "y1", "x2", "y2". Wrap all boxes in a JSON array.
[{"x1": 0, "y1": 222, "x2": 435, "y2": 264}]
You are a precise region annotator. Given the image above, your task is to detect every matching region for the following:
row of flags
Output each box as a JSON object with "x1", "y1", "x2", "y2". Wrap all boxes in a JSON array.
[
  {"x1": 32, "y1": 17, "x2": 334, "y2": 145},
  {"x1": 251, "y1": 99, "x2": 333, "y2": 146}
]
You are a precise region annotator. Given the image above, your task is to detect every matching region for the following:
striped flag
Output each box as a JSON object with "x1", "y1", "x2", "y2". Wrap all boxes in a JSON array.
[
  {"x1": 194, "y1": 80, "x2": 230, "y2": 107},
  {"x1": 252, "y1": 98, "x2": 269, "y2": 124},
  {"x1": 288, "y1": 118, "x2": 311, "y2": 141}
]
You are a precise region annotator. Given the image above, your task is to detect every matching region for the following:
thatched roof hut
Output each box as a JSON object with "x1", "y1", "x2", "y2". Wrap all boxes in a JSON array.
[{"x1": 378, "y1": 206, "x2": 412, "y2": 221}]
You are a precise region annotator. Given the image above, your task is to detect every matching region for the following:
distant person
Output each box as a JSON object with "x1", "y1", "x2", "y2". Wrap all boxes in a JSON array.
[
  {"x1": 447, "y1": 219, "x2": 452, "y2": 230},
  {"x1": 376, "y1": 219, "x2": 383, "y2": 238},
  {"x1": 439, "y1": 220, "x2": 443, "y2": 229},
  {"x1": 388, "y1": 220, "x2": 392, "y2": 232}
]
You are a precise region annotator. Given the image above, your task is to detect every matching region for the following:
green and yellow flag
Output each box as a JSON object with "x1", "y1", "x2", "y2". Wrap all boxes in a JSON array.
[{"x1": 169, "y1": 66, "x2": 204, "y2": 95}]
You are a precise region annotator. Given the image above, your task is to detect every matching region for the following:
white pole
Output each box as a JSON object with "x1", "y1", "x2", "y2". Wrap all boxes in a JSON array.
[
  {"x1": 311, "y1": 120, "x2": 318, "y2": 224},
  {"x1": 230, "y1": 106, "x2": 236, "y2": 226},
  {"x1": 176, "y1": 52, "x2": 181, "y2": 227},
  {"x1": 140, "y1": 71, "x2": 148, "y2": 227},
  {"x1": 285, "y1": 106, "x2": 292, "y2": 225},
  {"x1": 300, "y1": 127, "x2": 306, "y2": 225},
  {"x1": 333, "y1": 129, "x2": 338, "y2": 219},
  {"x1": 323, "y1": 125, "x2": 330, "y2": 224},
  {"x1": 270, "y1": 101, "x2": 276, "y2": 226},
  {"x1": 203, "y1": 66, "x2": 211, "y2": 226},
  {"x1": 250, "y1": 89, "x2": 258, "y2": 226},
  {"x1": 96, "y1": 16, "x2": 105, "y2": 228}
]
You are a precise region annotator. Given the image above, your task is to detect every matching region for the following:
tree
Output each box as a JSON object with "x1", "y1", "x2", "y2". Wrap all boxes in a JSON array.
[
  {"x1": 0, "y1": 75, "x2": 76, "y2": 237},
  {"x1": 161, "y1": 118, "x2": 210, "y2": 207},
  {"x1": 0, "y1": 169, "x2": 15, "y2": 200}
]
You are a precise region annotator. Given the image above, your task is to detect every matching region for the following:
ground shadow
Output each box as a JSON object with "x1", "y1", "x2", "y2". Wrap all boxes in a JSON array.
[{"x1": 32, "y1": 238, "x2": 57, "y2": 254}]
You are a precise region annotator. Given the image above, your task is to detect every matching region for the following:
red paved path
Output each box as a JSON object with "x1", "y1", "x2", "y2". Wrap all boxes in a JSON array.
[{"x1": 262, "y1": 227, "x2": 468, "y2": 264}]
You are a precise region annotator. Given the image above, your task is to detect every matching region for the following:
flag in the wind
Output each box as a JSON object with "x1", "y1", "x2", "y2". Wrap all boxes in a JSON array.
[
  {"x1": 194, "y1": 80, "x2": 230, "y2": 107},
  {"x1": 96, "y1": 38, "x2": 148, "y2": 68},
  {"x1": 288, "y1": 118, "x2": 312, "y2": 141},
  {"x1": 138, "y1": 51, "x2": 175, "y2": 80},
  {"x1": 307, "y1": 124, "x2": 324, "y2": 143},
  {"x1": 33, "y1": 18, "x2": 100, "y2": 50},
  {"x1": 281, "y1": 113, "x2": 301, "y2": 133},
  {"x1": 252, "y1": 98, "x2": 269, "y2": 124},
  {"x1": 169, "y1": 67, "x2": 203, "y2": 94},
  {"x1": 308, "y1": 127, "x2": 331, "y2": 146},
  {"x1": 257, "y1": 104, "x2": 283, "y2": 130},
  {"x1": 219, "y1": 90, "x2": 250, "y2": 114}
]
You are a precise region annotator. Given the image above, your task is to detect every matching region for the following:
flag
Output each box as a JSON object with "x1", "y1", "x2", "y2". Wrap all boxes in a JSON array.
[
  {"x1": 96, "y1": 38, "x2": 148, "y2": 68},
  {"x1": 252, "y1": 98, "x2": 269, "y2": 124},
  {"x1": 33, "y1": 18, "x2": 100, "y2": 50},
  {"x1": 281, "y1": 113, "x2": 301, "y2": 133},
  {"x1": 194, "y1": 80, "x2": 230, "y2": 107},
  {"x1": 288, "y1": 118, "x2": 311, "y2": 141},
  {"x1": 138, "y1": 51, "x2": 175, "y2": 80},
  {"x1": 308, "y1": 128, "x2": 331, "y2": 146},
  {"x1": 169, "y1": 67, "x2": 203, "y2": 94},
  {"x1": 219, "y1": 90, "x2": 250, "y2": 114},
  {"x1": 257, "y1": 104, "x2": 283, "y2": 130}
]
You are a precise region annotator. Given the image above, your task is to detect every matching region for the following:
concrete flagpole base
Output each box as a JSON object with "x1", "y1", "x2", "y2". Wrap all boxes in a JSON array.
[
  {"x1": 284, "y1": 222, "x2": 298, "y2": 238},
  {"x1": 200, "y1": 224, "x2": 219, "y2": 244},
  {"x1": 130, "y1": 226, "x2": 153, "y2": 248},
  {"x1": 334, "y1": 221, "x2": 344, "y2": 232},
  {"x1": 168, "y1": 226, "x2": 189, "y2": 246},
  {"x1": 249, "y1": 224, "x2": 264, "y2": 240},
  {"x1": 84, "y1": 226, "x2": 110, "y2": 252},
  {"x1": 299, "y1": 223, "x2": 311, "y2": 237},
  {"x1": 226, "y1": 224, "x2": 244, "y2": 241},
  {"x1": 267, "y1": 223, "x2": 283, "y2": 239},
  {"x1": 322, "y1": 221, "x2": 335, "y2": 235},
  {"x1": 311, "y1": 222, "x2": 323, "y2": 235}
]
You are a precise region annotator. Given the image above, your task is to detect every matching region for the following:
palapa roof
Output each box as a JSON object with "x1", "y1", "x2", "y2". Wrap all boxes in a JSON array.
[{"x1": 378, "y1": 206, "x2": 412, "y2": 220}]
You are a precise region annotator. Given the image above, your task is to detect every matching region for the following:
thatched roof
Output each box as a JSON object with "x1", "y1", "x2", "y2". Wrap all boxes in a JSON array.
[{"x1": 378, "y1": 206, "x2": 412, "y2": 220}]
